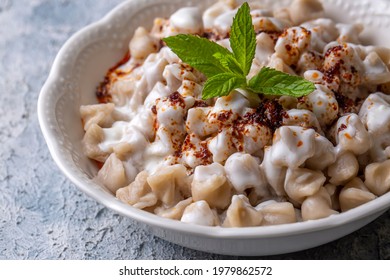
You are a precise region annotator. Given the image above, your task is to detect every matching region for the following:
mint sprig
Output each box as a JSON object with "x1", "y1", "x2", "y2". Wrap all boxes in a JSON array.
[
  {"x1": 230, "y1": 1, "x2": 256, "y2": 76},
  {"x1": 248, "y1": 67, "x2": 316, "y2": 97},
  {"x1": 212, "y1": 52, "x2": 242, "y2": 75},
  {"x1": 163, "y1": 2, "x2": 315, "y2": 100},
  {"x1": 203, "y1": 73, "x2": 246, "y2": 100},
  {"x1": 163, "y1": 34, "x2": 231, "y2": 77}
]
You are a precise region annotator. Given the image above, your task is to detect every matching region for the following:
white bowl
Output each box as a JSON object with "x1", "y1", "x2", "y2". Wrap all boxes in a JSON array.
[{"x1": 38, "y1": 0, "x2": 390, "y2": 256}]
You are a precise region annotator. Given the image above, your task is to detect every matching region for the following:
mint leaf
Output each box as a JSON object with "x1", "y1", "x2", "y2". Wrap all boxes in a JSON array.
[
  {"x1": 163, "y1": 34, "x2": 231, "y2": 77},
  {"x1": 248, "y1": 67, "x2": 316, "y2": 97},
  {"x1": 163, "y1": 2, "x2": 315, "y2": 100},
  {"x1": 213, "y1": 52, "x2": 243, "y2": 75},
  {"x1": 230, "y1": 2, "x2": 256, "y2": 76},
  {"x1": 202, "y1": 73, "x2": 246, "y2": 99}
]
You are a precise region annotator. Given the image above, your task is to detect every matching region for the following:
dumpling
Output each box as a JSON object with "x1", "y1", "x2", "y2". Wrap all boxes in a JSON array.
[
  {"x1": 147, "y1": 164, "x2": 189, "y2": 207},
  {"x1": 191, "y1": 163, "x2": 232, "y2": 209},
  {"x1": 177, "y1": 79, "x2": 203, "y2": 99},
  {"x1": 97, "y1": 153, "x2": 128, "y2": 193},
  {"x1": 207, "y1": 128, "x2": 236, "y2": 164},
  {"x1": 169, "y1": 7, "x2": 203, "y2": 35},
  {"x1": 261, "y1": 146, "x2": 287, "y2": 196},
  {"x1": 99, "y1": 122, "x2": 148, "y2": 160},
  {"x1": 256, "y1": 200, "x2": 296, "y2": 225},
  {"x1": 301, "y1": 187, "x2": 338, "y2": 221},
  {"x1": 233, "y1": 111, "x2": 272, "y2": 155},
  {"x1": 364, "y1": 159, "x2": 390, "y2": 196},
  {"x1": 324, "y1": 183, "x2": 340, "y2": 211},
  {"x1": 252, "y1": 15, "x2": 289, "y2": 33},
  {"x1": 146, "y1": 125, "x2": 176, "y2": 157},
  {"x1": 284, "y1": 167, "x2": 326, "y2": 205},
  {"x1": 270, "y1": 126, "x2": 316, "y2": 168},
  {"x1": 305, "y1": 133, "x2": 336, "y2": 170},
  {"x1": 297, "y1": 84, "x2": 339, "y2": 127},
  {"x1": 288, "y1": 0, "x2": 324, "y2": 25},
  {"x1": 359, "y1": 92, "x2": 390, "y2": 161},
  {"x1": 328, "y1": 152, "x2": 359, "y2": 185},
  {"x1": 181, "y1": 133, "x2": 213, "y2": 168},
  {"x1": 181, "y1": 200, "x2": 219, "y2": 226},
  {"x1": 152, "y1": 7, "x2": 204, "y2": 38},
  {"x1": 80, "y1": 103, "x2": 115, "y2": 131},
  {"x1": 129, "y1": 27, "x2": 159, "y2": 60},
  {"x1": 250, "y1": 33, "x2": 277, "y2": 74},
  {"x1": 82, "y1": 123, "x2": 109, "y2": 162},
  {"x1": 163, "y1": 63, "x2": 202, "y2": 90},
  {"x1": 186, "y1": 107, "x2": 218, "y2": 138},
  {"x1": 209, "y1": 91, "x2": 250, "y2": 125},
  {"x1": 339, "y1": 178, "x2": 376, "y2": 212},
  {"x1": 274, "y1": 27, "x2": 312, "y2": 66},
  {"x1": 282, "y1": 109, "x2": 323, "y2": 134},
  {"x1": 154, "y1": 197, "x2": 193, "y2": 220},
  {"x1": 224, "y1": 153, "x2": 269, "y2": 199},
  {"x1": 336, "y1": 23, "x2": 363, "y2": 44},
  {"x1": 322, "y1": 43, "x2": 365, "y2": 89},
  {"x1": 116, "y1": 171, "x2": 157, "y2": 209},
  {"x1": 297, "y1": 52, "x2": 325, "y2": 74},
  {"x1": 202, "y1": 0, "x2": 235, "y2": 30},
  {"x1": 267, "y1": 53, "x2": 296, "y2": 75},
  {"x1": 363, "y1": 51, "x2": 390, "y2": 85},
  {"x1": 335, "y1": 113, "x2": 371, "y2": 156},
  {"x1": 301, "y1": 18, "x2": 338, "y2": 53},
  {"x1": 155, "y1": 92, "x2": 190, "y2": 131},
  {"x1": 223, "y1": 195, "x2": 263, "y2": 227}
]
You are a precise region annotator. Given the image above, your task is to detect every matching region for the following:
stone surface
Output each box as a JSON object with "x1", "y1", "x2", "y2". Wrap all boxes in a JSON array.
[{"x1": 0, "y1": 0, "x2": 389, "y2": 260}]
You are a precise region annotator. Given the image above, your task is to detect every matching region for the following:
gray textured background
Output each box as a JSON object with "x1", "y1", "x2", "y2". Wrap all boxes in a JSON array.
[{"x1": 0, "y1": 0, "x2": 389, "y2": 259}]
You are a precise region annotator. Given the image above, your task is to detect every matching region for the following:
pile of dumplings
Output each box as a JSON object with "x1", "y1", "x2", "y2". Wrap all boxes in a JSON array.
[{"x1": 80, "y1": 0, "x2": 390, "y2": 227}]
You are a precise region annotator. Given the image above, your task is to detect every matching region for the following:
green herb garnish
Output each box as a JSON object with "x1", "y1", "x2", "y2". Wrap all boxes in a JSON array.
[{"x1": 163, "y1": 2, "x2": 315, "y2": 100}]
